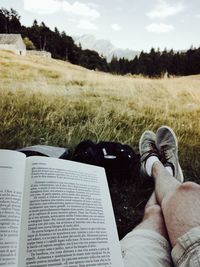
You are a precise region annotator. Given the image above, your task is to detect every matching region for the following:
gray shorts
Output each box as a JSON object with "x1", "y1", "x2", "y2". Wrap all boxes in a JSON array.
[{"x1": 120, "y1": 226, "x2": 200, "y2": 267}]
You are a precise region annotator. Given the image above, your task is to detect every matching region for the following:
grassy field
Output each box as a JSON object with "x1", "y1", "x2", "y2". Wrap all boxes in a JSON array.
[{"x1": 0, "y1": 50, "x2": 200, "y2": 237}]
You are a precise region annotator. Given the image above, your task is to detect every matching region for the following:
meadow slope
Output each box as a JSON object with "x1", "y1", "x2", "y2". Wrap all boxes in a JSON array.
[{"x1": 0, "y1": 51, "x2": 200, "y2": 237}]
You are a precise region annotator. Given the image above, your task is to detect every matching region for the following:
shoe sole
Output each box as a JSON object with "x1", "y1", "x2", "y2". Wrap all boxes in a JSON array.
[{"x1": 156, "y1": 125, "x2": 184, "y2": 182}]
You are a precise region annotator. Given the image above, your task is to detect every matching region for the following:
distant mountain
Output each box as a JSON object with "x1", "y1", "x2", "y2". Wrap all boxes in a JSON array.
[{"x1": 73, "y1": 34, "x2": 140, "y2": 62}]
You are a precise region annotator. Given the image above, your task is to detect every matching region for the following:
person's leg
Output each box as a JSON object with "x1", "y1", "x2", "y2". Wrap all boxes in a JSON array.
[
  {"x1": 134, "y1": 192, "x2": 168, "y2": 239},
  {"x1": 138, "y1": 126, "x2": 200, "y2": 266},
  {"x1": 120, "y1": 130, "x2": 173, "y2": 267},
  {"x1": 152, "y1": 161, "x2": 180, "y2": 204},
  {"x1": 120, "y1": 191, "x2": 172, "y2": 267},
  {"x1": 152, "y1": 126, "x2": 200, "y2": 248},
  {"x1": 152, "y1": 161, "x2": 200, "y2": 247},
  {"x1": 137, "y1": 130, "x2": 169, "y2": 238}
]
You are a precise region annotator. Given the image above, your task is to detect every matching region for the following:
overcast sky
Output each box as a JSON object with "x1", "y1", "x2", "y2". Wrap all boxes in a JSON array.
[{"x1": 1, "y1": 0, "x2": 200, "y2": 51}]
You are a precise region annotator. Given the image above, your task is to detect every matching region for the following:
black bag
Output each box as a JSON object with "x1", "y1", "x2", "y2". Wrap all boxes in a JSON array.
[
  {"x1": 18, "y1": 142, "x2": 140, "y2": 183},
  {"x1": 71, "y1": 140, "x2": 139, "y2": 183}
]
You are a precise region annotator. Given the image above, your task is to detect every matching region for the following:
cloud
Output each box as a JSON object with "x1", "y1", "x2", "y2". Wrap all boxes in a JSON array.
[
  {"x1": 87, "y1": 3, "x2": 99, "y2": 9},
  {"x1": 24, "y1": 0, "x2": 100, "y2": 20},
  {"x1": 115, "y1": 7, "x2": 122, "y2": 12},
  {"x1": 146, "y1": 23, "x2": 174, "y2": 33},
  {"x1": 194, "y1": 14, "x2": 200, "y2": 19},
  {"x1": 111, "y1": 24, "x2": 121, "y2": 31},
  {"x1": 62, "y1": 1, "x2": 100, "y2": 20},
  {"x1": 147, "y1": 0, "x2": 186, "y2": 19},
  {"x1": 68, "y1": 18, "x2": 76, "y2": 23},
  {"x1": 24, "y1": 0, "x2": 61, "y2": 14},
  {"x1": 77, "y1": 19, "x2": 98, "y2": 30}
]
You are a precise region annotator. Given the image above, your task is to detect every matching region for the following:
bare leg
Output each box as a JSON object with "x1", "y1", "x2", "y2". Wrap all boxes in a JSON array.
[
  {"x1": 152, "y1": 161, "x2": 200, "y2": 247},
  {"x1": 152, "y1": 161, "x2": 180, "y2": 203},
  {"x1": 134, "y1": 192, "x2": 168, "y2": 239},
  {"x1": 121, "y1": 191, "x2": 172, "y2": 267}
]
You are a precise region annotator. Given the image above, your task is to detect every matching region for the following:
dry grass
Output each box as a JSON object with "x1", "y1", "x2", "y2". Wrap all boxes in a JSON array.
[{"x1": 0, "y1": 50, "x2": 200, "y2": 180}]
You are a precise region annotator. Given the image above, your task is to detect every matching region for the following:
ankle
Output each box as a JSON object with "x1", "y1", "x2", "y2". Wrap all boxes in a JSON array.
[
  {"x1": 151, "y1": 160, "x2": 164, "y2": 177},
  {"x1": 145, "y1": 156, "x2": 160, "y2": 176}
]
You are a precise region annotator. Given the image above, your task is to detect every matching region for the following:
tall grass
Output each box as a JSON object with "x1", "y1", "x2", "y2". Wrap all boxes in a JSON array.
[{"x1": 0, "y1": 50, "x2": 200, "y2": 181}]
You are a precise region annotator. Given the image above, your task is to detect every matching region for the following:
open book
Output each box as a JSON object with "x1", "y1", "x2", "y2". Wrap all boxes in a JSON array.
[{"x1": 0, "y1": 150, "x2": 124, "y2": 267}]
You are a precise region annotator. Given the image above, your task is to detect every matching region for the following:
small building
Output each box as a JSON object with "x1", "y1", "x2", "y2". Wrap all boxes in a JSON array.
[
  {"x1": 0, "y1": 34, "x2": 26, "y2": 56},
  {"x1": 27, "y1": 50, "x2": 52, "y2": 58}
]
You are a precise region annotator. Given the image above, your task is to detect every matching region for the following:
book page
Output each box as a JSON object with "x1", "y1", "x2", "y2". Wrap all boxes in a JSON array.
[
  {"x1": 19, "y1": 157, "x2": 124, "y2": 267},
  {"x1": 0, "y1": 150, "x2": 26, "y2": 267}
]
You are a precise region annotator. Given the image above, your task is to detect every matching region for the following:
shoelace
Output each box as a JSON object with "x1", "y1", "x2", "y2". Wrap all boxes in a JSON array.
[
  {"x1": 142, "y1": 142, "x2": 158, "y2": 160},
  {"x1": 160, "y1": 145, "x2": 172, "y2": 162},
  {"x1": 149, "y1": 142, "x2": 158, "y2": 153}
]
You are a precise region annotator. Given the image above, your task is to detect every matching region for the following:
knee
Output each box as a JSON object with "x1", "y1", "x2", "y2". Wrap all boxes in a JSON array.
[
  {"x1": 162, "y1": 182, "x2": 200, "y2": 207},
  {"x1": 144, "y1": 204, "x2": 162, "y2": 220},
  {"x1": 169, "y1": 181, "x2": 200, "y2": 197},
  {"x1": 177, "y1": 181, "x2": 200, "y2": 193}
]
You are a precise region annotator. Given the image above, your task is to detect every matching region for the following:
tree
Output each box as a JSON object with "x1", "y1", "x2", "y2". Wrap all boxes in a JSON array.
[
  {"x1": 9, "y1": 8, "x2": 21, "y2": 33},
  {"x1": 23, "y1": 37, "x2": 36, "y2": 50},
  {"x1": 33, "y1": 19, "x2": 38, "y2": 27},
  {"x1": 79, "y1": 49, "x2": 107, "y2": 71},
  {"x1": 0, "y1": 8, "x2": 21, "y2": 33},
  {"x1": 0, "y1": 8, "x2": 10, "y2": 33},
  {"x1": 54, "y1": 27, "x2": 60, "y2": 36},
  {"x1": 109, "y1": 56, "x2": 120, "y2": 74},
  {"x1": 2, "y1": 7, "x2": 200, "y2": 77}
]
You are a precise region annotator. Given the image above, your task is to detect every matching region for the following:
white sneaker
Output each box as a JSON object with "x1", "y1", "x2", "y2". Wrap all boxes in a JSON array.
[{"x1": 156, "y1": 126, "x2": 184, "y2": 182}]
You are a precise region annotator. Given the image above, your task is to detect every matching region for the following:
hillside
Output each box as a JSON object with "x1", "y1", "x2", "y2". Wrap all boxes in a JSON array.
[
  {"x1": 1, "y1": 8, "x2": 200, "y2": 77},
  {"x1": 0, "y1": 51, "x2": 200, "y2": 237},
  {"x1": 1, "y1": 50, "x2": 199, "y2": 176}
]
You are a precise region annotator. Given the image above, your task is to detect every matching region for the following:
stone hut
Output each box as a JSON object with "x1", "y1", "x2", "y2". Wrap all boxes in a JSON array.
[
  {"x1": 0, "y1": 34, "x2": 26, "y2": 56},
  {"x1": 27, "y1": 50, "x2": 52, "y2": 58}
]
